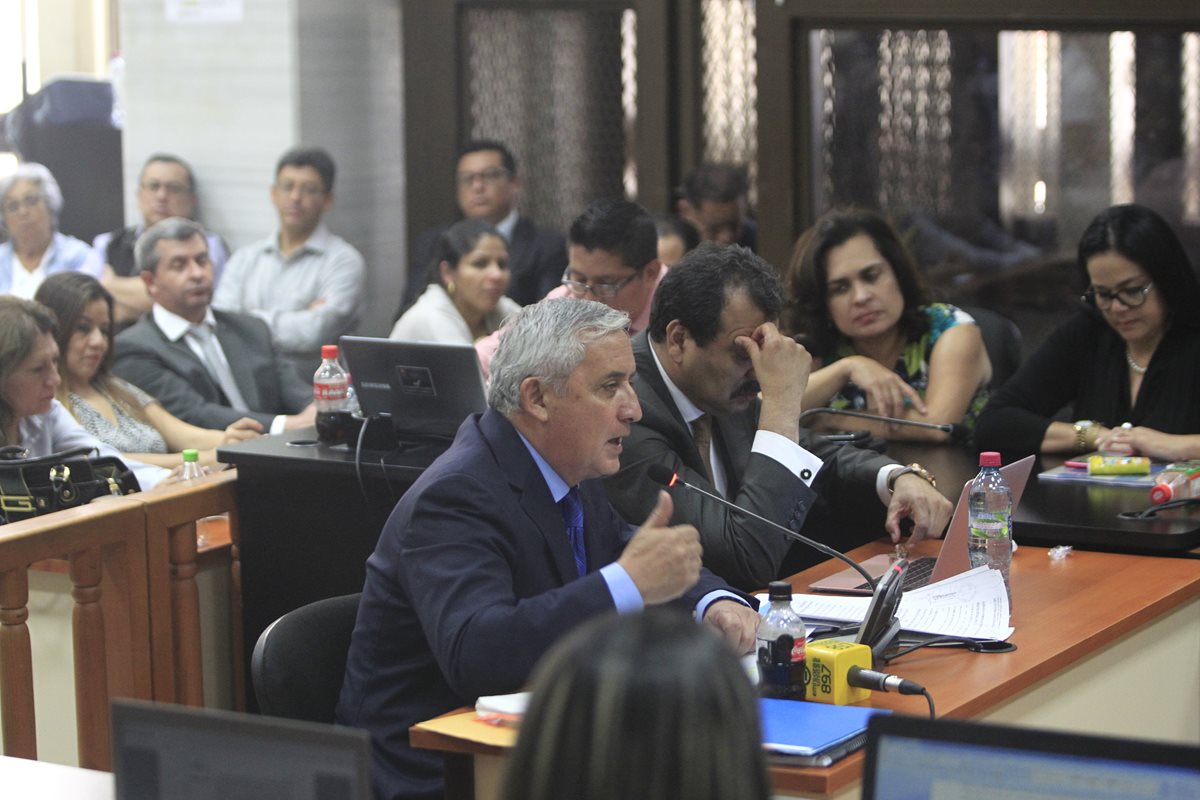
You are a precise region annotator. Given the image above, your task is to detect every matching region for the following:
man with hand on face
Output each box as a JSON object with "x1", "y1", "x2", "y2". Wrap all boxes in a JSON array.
[
  {"x1": 604, "y1": 243, "x2": 952, "y2": 591},
  {"x1": 337, "y1": 298, "x2": 759, "y2": 800}
]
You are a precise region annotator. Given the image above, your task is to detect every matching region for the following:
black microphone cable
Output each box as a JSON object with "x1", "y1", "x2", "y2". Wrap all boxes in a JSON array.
[{"x1": 846, "y1": 665, "x2": 936, "y2": 718}]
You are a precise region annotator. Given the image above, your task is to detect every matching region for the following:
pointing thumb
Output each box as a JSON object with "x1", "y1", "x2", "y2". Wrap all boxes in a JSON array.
[{"x1": 644, "y1": 489, "x2": 674, "y2": 528}]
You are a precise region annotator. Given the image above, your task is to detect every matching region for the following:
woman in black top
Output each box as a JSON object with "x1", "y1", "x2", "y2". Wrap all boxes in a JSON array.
[{"x1": 975, "y1": 204, "x2": 1200, "y2": 460}]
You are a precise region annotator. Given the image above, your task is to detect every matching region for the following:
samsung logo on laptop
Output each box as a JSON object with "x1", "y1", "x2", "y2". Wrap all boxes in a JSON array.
[{"x1": 361, "y1": 381, "x2": 391, "y2": 391}]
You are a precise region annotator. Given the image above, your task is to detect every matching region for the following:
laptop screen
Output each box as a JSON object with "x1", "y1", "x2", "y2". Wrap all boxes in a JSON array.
[
  {"x1": 111, "y1": 699, "x2": 371, "y2": 800},
  {"x1": 863, "y1": 715, "x2": 1200, "y2": 800}
]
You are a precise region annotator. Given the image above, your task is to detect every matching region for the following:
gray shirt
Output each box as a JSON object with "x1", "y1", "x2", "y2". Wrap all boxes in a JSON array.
[{"x1": 213, "y1": 224, "x2": 365, "y2": 379}]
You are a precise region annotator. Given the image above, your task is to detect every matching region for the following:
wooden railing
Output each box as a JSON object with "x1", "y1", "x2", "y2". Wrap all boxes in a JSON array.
[{"x1": 0, "y1": 469, "x2": 242, "y2": 769}]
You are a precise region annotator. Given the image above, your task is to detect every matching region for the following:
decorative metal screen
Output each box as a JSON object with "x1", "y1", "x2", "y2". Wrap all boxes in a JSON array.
[
  {"x1": 461, "y1": 6, "x2": 633, "y2": 233},
  {"x1": 700, "y1": 0, "x2": 758, "y2": 206}
]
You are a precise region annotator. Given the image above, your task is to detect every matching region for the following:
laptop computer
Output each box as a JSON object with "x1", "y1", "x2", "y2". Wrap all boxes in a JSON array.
[
  {"x1": 809, "y1": 455, "x2": 1035, "y2": 595},
  {"x1": 340, "y1": 336, "x2": 487, "y2": 444},
  {"x1": 862, "y1": 714, "x2": 1200, "y2": 800},
  {"x1": 111, "y1": 698, "x2": 372, "y2": 800}
]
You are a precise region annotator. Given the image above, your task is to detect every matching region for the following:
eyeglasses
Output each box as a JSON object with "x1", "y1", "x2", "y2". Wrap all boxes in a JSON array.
[
  {"x1": 140, "y1": 180, "x2": 192, "y2": 196},
  {"x1": 1082, "y1": 282, "x2": 1154, "y2": 309},
  {"x1": 456, "y1": 167, "x2": 511, "y2": 188},
  {"x1": 274, "y1": 181, "x2": 326, "y2": 198},
  {"x1": 2, "y1": 194, "x2": 44, "y2": 215},
  {"x1": 561, "y1": 269, "x2": 640, "y2": 299}
]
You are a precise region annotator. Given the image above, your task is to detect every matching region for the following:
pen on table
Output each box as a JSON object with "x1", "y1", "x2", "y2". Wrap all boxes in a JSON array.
[{"x1": 1064, "y1": 460, "x2": 1088, "y2": 469}]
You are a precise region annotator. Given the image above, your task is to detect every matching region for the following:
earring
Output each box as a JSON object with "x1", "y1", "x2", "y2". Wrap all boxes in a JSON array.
[{"x1": 446, "y1": 280, "x2": 456, "y2": 296}]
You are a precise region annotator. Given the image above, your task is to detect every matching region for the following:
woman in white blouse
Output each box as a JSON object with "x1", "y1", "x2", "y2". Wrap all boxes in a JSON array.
[{"x1": 390, "y1": 218, "x2": 520, "y2": 344}]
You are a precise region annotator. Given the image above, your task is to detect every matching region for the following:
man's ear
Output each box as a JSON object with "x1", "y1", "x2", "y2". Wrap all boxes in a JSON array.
[
  {"x1": 663, "y1": 319, "x2": 691, "y2": 364},
  {"x1": 140, "y1": 270, "x2": 156, "y2": 295},
  {"x1": 518, "y1": 375, "x2": 551, "y2": 422}
]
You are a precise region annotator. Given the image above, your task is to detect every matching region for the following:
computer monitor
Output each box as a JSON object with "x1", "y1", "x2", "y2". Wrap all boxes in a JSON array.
[
  {"x1": 862, "y1": 713, "x2": 1200, "y2": 800},
  {"x1": 111, "y1": 699, "x2": 372, "y2": 800}
]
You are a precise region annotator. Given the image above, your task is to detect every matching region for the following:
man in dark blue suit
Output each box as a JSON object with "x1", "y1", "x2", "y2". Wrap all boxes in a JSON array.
[{"x1": 337, "y1": 298, "x2": 760, "y2": 800}]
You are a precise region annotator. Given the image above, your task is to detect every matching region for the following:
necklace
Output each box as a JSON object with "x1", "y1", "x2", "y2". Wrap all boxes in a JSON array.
[{"x1": 1126, "y1": 350, "x2": 1147, "y2": 375}]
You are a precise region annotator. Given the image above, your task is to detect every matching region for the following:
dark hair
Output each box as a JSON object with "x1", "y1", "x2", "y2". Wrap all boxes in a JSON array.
[
  {"x1": 459, "y1": 140, "x2": 517, "y2": 176},
  {"x1": 680, "y1": 163, "x2": 748, "y2": 206},
  {"x1": 648, "y1": 242, "x2": 782, "y2": 346},
  {"x1": 429, "y1": 218, "x2": 505, "y2": 287},
  {"x1": 502, "y1": 611, "x2": 770, "y2": 800},
  {"x1": 0, "y1": 296, "x2": 58, "y2": 445},
  {"x1": 275, "y1": 146, "x2": 336, "y2": 192},
  {"x1": 1077, "y1": 204, "x2": 1200, "y2": 329},
  {"x1": 34, "y1": 273, "x2": 151, "y2": 425},
  {"x1": 653, "y1": 213, "x2": 701, "y2": 253},
  {"x1": 569, "y1": 199, "x2": 658, "y2": 270},
  {"x1": 783, "y1": 208, "x2": 930, "y2": 357},
  {"x1": 140, "y1": 153, "x2": 196, "y2": 193}
]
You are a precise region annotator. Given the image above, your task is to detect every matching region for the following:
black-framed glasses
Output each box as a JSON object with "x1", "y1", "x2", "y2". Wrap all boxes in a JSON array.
[
  {"x1": 456, "y1": 167, "x2": 511, "y2": 188},
  {"x1": 561, "y1": 269, "x2": 639, "y2": 299},
  {"x1": 2, "y1": 194, "x2": 44, "y2": 215},
  {"x1": 1081, "y1": 282, "x2": 1154, "y2": 309},
  {"x1": 140, "y1": 180, "x2": 192, "y2": 196}
]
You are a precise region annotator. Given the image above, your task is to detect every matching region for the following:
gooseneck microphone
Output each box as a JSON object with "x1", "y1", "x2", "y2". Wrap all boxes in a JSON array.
[
  {"x1": 846, "y1": 665, "x2": 925, "y2": 695},
  {"x1": 798, "y1": 407, "x2": 960, "y2": 439},
  {"x1": 646, "y1": 463, "x2": 877, "y2": 590}
]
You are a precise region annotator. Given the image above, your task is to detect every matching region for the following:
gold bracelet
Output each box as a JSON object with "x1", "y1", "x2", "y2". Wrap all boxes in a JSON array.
[{"x1": 887, "y1": 462, "x2": 936, "y2": 494}]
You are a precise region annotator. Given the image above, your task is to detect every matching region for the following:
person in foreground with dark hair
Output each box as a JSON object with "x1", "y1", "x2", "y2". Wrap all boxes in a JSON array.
[
  {"x1": 337, "y1": 298, "x2": 759, "y2": 800},
  {"x1": 502, "y1": 611, "x2": 770, "y2": 800},
  {"x1": 605, "y1": 243, "x2": 951, "y2": 590},
  {"x1": 975, "y1": 204, "x2": 1200, "y2": 460},
  {"x1": 399, "y1": 140, "x2": 567, "y2": 311},
  {"x1": 389, "y1": 218, "x2": 518, "y2": 343},
  {"x1": 783, "y1": 208, "x2": 992, "y2": 442},
  {"x1": 213, "y1": 145, "x2": 365, "y2": 381}
]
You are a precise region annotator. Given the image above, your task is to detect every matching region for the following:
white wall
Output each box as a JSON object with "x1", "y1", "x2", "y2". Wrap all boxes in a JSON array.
[{"x1": 119, "y1": 0, "x2": 405, "y2": 337}]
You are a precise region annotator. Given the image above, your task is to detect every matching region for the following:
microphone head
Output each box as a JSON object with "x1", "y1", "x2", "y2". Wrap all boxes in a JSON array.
[{"x1": 646, "y1": 464, "x2": 678, "y2": 487}]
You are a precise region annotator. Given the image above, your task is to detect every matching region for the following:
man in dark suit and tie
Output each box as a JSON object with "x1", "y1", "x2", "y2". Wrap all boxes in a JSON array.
[
  {"x1": 604, "y1": 243, "x2": 953, "y2": 590},
  {"x1": 113, "y1": 217, "x2": 315, "y2": 432},
  {"x1": 399, "y1": 140, "x2": 567, "y2": 314},
  {"x1": 337, "y1": 298, "x2": 760, "y2": 800}
]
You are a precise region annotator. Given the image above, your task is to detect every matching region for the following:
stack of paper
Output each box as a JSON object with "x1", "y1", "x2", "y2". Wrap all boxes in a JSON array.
[{"x1": 768, "y1": 566, "x2": 1014, "y2": 641}]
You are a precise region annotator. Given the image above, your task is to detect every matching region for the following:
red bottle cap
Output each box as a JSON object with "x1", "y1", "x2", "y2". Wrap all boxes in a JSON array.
[
  {"x1": 321, "y1": 344, "x2": 339, "y2": 360},
  {"x1": 1150, "y1": 483, "x2": 1173, "y2": 504},
  {"x1": 979, "y1": 451, "x2": 1001, "y2": 467}
]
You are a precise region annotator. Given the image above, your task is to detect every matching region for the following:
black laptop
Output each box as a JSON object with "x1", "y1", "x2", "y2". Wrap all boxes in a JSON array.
[
  {"x1": 862, "y1": 713, "x2": 1200, "y2": 800},
  {"x1": 111, "y1": 699, "x2": 371, "y2": 800}
]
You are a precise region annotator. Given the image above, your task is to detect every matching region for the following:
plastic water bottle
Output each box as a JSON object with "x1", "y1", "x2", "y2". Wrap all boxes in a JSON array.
[
  {"x1": 313, "y1": 344, "x2": 350, "y2": 444},
  {"x1": 1150, "y1": 462, "x2": 1200, "y2": 504},
  {"x1": 180, "y1": 448, "x2": 203, "y2": 481},
  {"x1": 968, "y1": 451, "x2": 1013, "y2": 600},
  {"x1": 757, "y1": 581, "x2": 807, "y2": 700}
]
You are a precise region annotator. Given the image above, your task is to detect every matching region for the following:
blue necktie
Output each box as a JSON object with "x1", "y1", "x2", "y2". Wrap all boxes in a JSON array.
[{"x1": 560, "y1": 488, "x2": 587, "y2": 577}]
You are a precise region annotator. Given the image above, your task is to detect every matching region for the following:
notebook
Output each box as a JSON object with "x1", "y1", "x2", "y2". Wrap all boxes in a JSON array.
[
  {"x1": 111, "y1": 698, "x2": 371, "y2": 800},
  {"x1": 760, "y1": 698, "x2": 889, "y2": 767},
  {"x1": 862, "y1": 713, "x2": 1200, "y2": 800},
  {"x1": 809, "y1": 455, "x2": 1035, "y2": 595}
]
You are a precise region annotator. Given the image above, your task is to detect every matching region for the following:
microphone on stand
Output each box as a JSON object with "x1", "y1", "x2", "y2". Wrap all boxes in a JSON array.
[
  {"x1": 798, "y1": 408, "x2": 964, "y2": 442},
  {"x1": 645, "y1": 463, "x2": 878, "y2": 590}
]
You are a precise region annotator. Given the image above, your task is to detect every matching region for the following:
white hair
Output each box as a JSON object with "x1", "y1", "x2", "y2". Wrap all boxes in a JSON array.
[{"x1": 0, "y1": 162, "x2": 64, "y2": 228}]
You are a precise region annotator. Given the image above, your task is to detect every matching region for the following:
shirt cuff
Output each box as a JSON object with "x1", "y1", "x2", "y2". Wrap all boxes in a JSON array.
[
  {"x1": 694, "y1": 590, "x2": 752, "y2": 622},
  {"x1": 600, "y1": 563, "x2": 644, "y2": 614},
  {"x1": 751, "y1": 430, "x2": 823, "y2": 486},
  {"x1": 269, "y1": 415, "x2": 288, "y2": 436},
  {"x1": 876, "y1": 464, "x2": 904, "y2": 505}
]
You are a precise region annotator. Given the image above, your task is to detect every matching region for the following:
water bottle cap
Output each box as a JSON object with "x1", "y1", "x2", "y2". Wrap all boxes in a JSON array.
[
  {"x1": 182, "y1": 449, "x2": 199, "y2": 462},
  {"x1": 321, "y1": 344, "x2": 339, "y2": 360},
  {"x1": 1150, "y1": 483, "x2": 1172, "y2": 504},
  {"x1": 979, "y1": 451, "x2": 1001, "y2": 467},
  {"x1": 767, "y1": 581, "x2": 793, "y2": 600}
]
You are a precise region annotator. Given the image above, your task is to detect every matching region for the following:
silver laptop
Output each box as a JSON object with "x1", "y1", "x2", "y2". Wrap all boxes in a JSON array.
[
  {"x1": 111, "y1": 699, "x2": 371, "y2": 800},
  {"x1": 810, "y1": 455, "x2": 1035, "y2": 595}
]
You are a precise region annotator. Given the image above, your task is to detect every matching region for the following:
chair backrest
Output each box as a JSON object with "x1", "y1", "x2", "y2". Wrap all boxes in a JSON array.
[
  {"x1": 962, "y1": 305, "x2": 1022, "y2": 389},
  {"x1": 251, "y1": 592, "x2": 361, "y2": 722}
]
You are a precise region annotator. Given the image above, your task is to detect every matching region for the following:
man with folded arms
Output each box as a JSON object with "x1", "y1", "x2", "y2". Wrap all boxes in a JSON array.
[
  {"x1": 604, "y1": 243, "x2": 952, "y2": 590},
  {"x1": 338, "y1": 298, "x2": 758, "y2": 800}
]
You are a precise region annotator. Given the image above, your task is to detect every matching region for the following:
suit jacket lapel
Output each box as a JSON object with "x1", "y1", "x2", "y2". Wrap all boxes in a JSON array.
[
  {"x1": 149, "y1": 316, "x2": 226, "y2": 401},
  {"x1": 630, "y1": 332, "x2": 710, "y2": 479},
  {"x1": 212, "y1": 312, "x2": 260, "y2": 410},
  {"x1": 480, "y1": 409, "x2": 580, "y2": 584}
]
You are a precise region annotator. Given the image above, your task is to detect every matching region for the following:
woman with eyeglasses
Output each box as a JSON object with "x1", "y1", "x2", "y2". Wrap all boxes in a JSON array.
[
  {"x1": 975, "y1": 204, "x2": 1200, "y2": 460},
  {"x1": 0, "y1": 163, "x2": 102, "y2": 298},
  {"x1": 389, "y1": 218, "x2": 520, "y2": 344}
]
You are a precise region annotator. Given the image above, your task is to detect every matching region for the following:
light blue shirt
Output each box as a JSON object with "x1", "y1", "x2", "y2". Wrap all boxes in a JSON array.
[
  {"x1": 0, "y1": 231, "x2": 102, "y2": 297},
  {"x1": 515, "y1": 430, "x2": 747, "y2": 620}
]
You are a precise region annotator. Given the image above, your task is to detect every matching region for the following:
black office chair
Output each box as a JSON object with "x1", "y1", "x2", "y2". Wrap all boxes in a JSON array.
[
  {"x1": 251, "y1": 592, "x2": 361, "y2": 722},
  {"x1": 962, "y1": 306, "x2": 1023, "y2": 389}
]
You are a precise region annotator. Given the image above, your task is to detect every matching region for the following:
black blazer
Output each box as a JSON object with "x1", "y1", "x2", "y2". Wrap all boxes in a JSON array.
[
  {"x1": 336, "y1": 409, "x2": 740, "y2": 800},
  {"x1": 605, "y1": 332, "x2": 896, "y2": 590},
  {"x1": 113, "y1": 308, "x2": 312, "y2": 429}
]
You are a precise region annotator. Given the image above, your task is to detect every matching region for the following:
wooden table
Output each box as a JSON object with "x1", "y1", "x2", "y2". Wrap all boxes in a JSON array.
[{"x1": 411, "y1": 536, "x2": 1200, "y2": 800}]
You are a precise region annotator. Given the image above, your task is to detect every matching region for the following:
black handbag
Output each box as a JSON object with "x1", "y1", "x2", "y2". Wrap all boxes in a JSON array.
[{"x1": 0, "y1": 445, "x2": 141, "y2": 525}]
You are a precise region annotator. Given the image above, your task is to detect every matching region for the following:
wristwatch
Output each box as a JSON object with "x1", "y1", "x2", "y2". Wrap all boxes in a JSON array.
[
  {"x1": 1072, "y1": 420, "x2": 1097, "y2": 452},
  {"x1": 887, "y1": 462, "x2": 936, "y2": 494}
]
